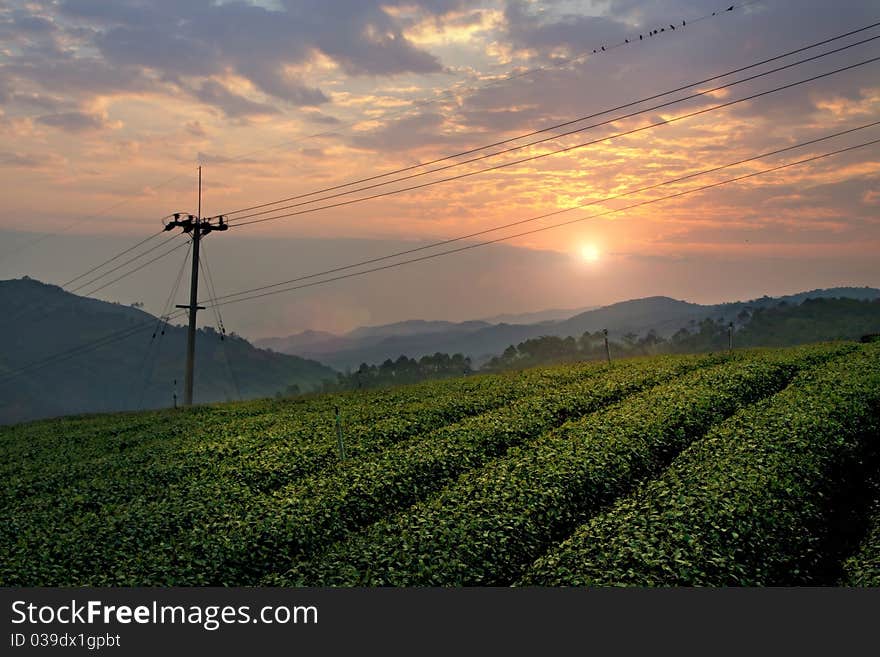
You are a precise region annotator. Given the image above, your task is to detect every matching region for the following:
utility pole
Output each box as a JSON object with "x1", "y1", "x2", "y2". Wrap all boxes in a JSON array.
[
  {"x1": 728, "y1": 321, "x2": 734, "y2": 351},
  {"x1": 164, "y1": 166, "x2": 228, "y2": 406},
  {"x1": 603, "y1": 328, "x2": 611, "y2": 363}
]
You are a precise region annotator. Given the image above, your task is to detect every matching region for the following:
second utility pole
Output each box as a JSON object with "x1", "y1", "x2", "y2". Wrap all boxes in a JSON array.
[{"x1": 165, "y1": 166, "x2": 228, "y2": 407}]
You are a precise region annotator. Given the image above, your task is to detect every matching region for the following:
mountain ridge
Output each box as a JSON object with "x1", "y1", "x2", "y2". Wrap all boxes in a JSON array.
[
  {"x1": 257, "y1": 287, "x2": 880, "y2": 369},
  {"x1": 0, "y1": 277, "x2": 337, "y2": 425}
]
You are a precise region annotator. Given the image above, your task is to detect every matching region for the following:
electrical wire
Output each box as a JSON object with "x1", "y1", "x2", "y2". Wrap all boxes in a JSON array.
[
  {"x1": 202, "y1": 138, "x2": 880, "y2": 309},
  {"x1": 79, "y1": 239, "x2": 190, "y2": 298},
  {"x1": 136, "y1": 243, "x2": 192, "y2": 408},
  {"x1": 216, "y1": 21, "x2": 880, "y2": 221},
  {"x1": 69, "y1": 233, "x2": 184, "y2": 294},
  {"x1": 63, "y1": 231, "x2": 166, "y2": 288},
  {"x1": 204, "y1": 120, "x2": 880, "y2": 305},
  {"x1": 199, "y1": 243, "x2": 242, "y2": 400},
  {"x1": 227, "y1": 51, "x2": 880, "y2": 227},
  {"x1": 0, "y1": 174, "x2": 183, "y2": 267}
]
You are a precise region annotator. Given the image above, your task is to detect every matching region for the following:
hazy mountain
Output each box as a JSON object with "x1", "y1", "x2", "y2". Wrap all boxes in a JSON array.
[
  {"x1": 257, "y1": 329, "x2": 344, "y2": 354},
  {"x1": 255, "y1": 319, "x2": 493, "y2": 359},
  {"x1": 478, "y1": 306, "x2": 597, "y2": 325},
  {"x1": 551, "y1": 296, "x2": 706, "y2": 338},
  {"x1": 0, "y1": 278, "x2": 337, "y2": 425},
  {"x1": 257, "y1": 287, "x2": 880, "y2": 369},
  {"x1": 346, "y1": 319, "x2": 491, "y2": 341}
]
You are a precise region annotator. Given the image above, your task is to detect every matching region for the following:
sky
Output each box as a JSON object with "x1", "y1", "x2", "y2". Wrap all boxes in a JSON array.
[{"x1": 0, "y1": 0, "x2": 878, "y2": 338}]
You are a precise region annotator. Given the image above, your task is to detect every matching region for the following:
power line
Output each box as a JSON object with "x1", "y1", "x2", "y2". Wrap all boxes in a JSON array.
[
  {"x1": 0, "y1": 230, "x2": 184, "y2": 330},
  {"x1": 69, "y1": 233, "x2": 183, "y2": 294},
  {"x1": 0, "y1": 317, "x2": 174, "y2": 384},
  {"x1": 202, "y1": 138, "x2": 880, "y2": 309},
  {"x1": 0, "y1": 173, "x2": 185, "y2": 267},
  {"x1": 226, "y1": 50, "x2": 880, "y2": 228},
  {"x1": 216, "y1": 22, "x2": 880, "y2": 221},
  {"x1": 63, "y1": 230, "x2": 166, "y2": 288},
  {"x1": 136, "y1": 242, "x2": 193, "y2": 408},
  {"x1": 49, "y1": 10, "x2": 860, "y2": 302},
  {"x1": 204, "y1": 120, "x2": 880, "y2": 305},
  {"x1": 199, "y1": 242, "x2": 242, "y2": 401},
  {"x1": 78, "y1": 238, "x2": 190, "y2": 298}
]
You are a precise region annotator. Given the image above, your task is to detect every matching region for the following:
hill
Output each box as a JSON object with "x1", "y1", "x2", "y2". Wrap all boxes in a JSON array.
[
  {"x1": 483, "y1": 297, "x2": 880, "y2": 371},
  {"x1": 257, "y1": 287, "x2": 880, "y2": 369},
  {"x1": 0, "y1": 277, "x2": 337, "y2": 424},
  {"x1": 255, "y1": 319, "x2": 493, "y2": 365}
]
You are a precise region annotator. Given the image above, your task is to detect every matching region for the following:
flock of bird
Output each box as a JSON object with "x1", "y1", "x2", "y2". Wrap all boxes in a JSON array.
[{"x1": 593, "y1": 6, "x2": 735, "y2": 53}]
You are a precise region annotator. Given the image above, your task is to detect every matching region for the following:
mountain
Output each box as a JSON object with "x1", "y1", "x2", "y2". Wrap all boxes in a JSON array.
[
  {"x1": 735, "y1": 297, "x2": 880, "y2": 345},
  {"x1": 257, "y1": 329, "x2": 344, "y2": 354},
  {"x1": 347, "y1": 319, "x2": 491, "y2": 341},
  {"x1": 550, "y1": 296, "x2": 706, "y2": 338},
  {"x1": 255, "y1": 319, "x2": 493, "y2": 363},
  {"x1": 260, "y1": 297, "x2": 712, "y2": 369},
  {"x1": 478, "y1": 306, "x2": 597, "y2": 325},
  {"x1": 257, "y1": 287, "x2": 880, "y2": 369},
  {"x1": 0, "y1": 277, "x2": 337, "y2": 425}
]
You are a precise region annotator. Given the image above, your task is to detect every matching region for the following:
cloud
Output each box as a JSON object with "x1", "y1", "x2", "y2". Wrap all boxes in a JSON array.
[
  {"x1": 192, "y1": 79, "x2": 281, "y2": 119},
  {"x1": 503, "y1": 0, "x2": 628, "y2": 55},
  {"x1": 196, "y1": 150, "x2": 264, "y2": 166},
  {"x1": 0, "y1": 150, "x2": 63, "y2": 168},
  {"x1": 53, "y1": 0, "x2": 452, "y2": 101},
  {"x1": 350, "y1": 111, "x2": 453, "y2": 151},
  {"x1": 185, "y1": 120, "x2": 207, "y2": 138},
  {"x1": 305, "y1": 112, "x2": 342, "y2": 125},
  {"x1": 35, "y1": 110, "x2": 114, "y2": 132},
  {"x1": 3, "y1": 57, "x2": 161, "y2": 97}
]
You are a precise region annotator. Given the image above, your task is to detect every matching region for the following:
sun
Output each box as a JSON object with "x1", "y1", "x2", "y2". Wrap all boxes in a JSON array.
[{"x1": 579, "y1": 244, "x2": 601, "y2": 263}]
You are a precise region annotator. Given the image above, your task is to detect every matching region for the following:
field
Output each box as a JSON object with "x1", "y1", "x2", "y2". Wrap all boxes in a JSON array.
[{"x1": 2, "y1": 343, "x2": 880, "y2": 586}]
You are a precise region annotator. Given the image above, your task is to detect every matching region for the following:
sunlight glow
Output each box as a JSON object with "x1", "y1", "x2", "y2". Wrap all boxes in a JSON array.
[{"x1": 579, "y1": 244, "x2": 601, "y2": 263}]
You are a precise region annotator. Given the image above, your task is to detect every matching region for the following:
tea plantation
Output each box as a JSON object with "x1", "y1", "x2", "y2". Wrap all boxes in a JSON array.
[{"x1": 2, "y1": 343, "x2": 879, "y2": 586}]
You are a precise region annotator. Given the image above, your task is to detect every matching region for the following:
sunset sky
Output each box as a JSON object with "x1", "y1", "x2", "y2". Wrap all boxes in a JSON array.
[{"x1": 1, "y1": 0, "x2": 878, "y2": 338}]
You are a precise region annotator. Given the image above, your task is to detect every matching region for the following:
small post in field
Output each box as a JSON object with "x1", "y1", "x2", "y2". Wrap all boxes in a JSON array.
[
  {"x1": 334, "y1": 405, "x2": 347, "y2": 461},
  {"x1": 603, "y1": 328, "x2": 612, "y2": 363},
  {"x1": 728, "y1": 321, "x2": 734, "y2": 351}
]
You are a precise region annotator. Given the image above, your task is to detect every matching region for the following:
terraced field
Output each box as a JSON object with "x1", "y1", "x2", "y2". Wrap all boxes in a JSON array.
[{"x1": 2, "y1": 343, "x2": 878, "y2": 586}]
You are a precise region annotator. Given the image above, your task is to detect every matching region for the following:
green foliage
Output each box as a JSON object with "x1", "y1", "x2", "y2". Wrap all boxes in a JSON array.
[
  {"x1": 521, "y1": 345, "x2": 880, "y2": 586},
  {"x1": 842, "y1": 491, "x2": 880, "y2": 586},
  {"x1": 482, "y1": 330, "x2": 666, "y2": 372},
  {"x1": 270, "y1": 344, "x2": 851, "y2": 585},
  {"x1": 324, "y1": 353, "x2": 473, "y2": 392},
  {"x1": 3, "y1": 343, "x2": 879, "y2": 587},
  {"x1": 1, "y1": 365, "x2": 601, "y2": 585},
  {"x1": 146, "y1": 354, "x2": 706, "y2": 585},
  {"x1": 482, "y1": 298, "x2": 880, "y2": 372}
]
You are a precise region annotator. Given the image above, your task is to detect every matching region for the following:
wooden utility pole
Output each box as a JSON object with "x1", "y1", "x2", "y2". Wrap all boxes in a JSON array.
[
  {"x1": 728, "y1": 321, "x2": 734, "y2": 351},
  {"x1": 165, "y1": 166, "x2": 228, "y2": 406},
  {"x1": 603, "y1": 328, "x2": 611, "y2": 363}
]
